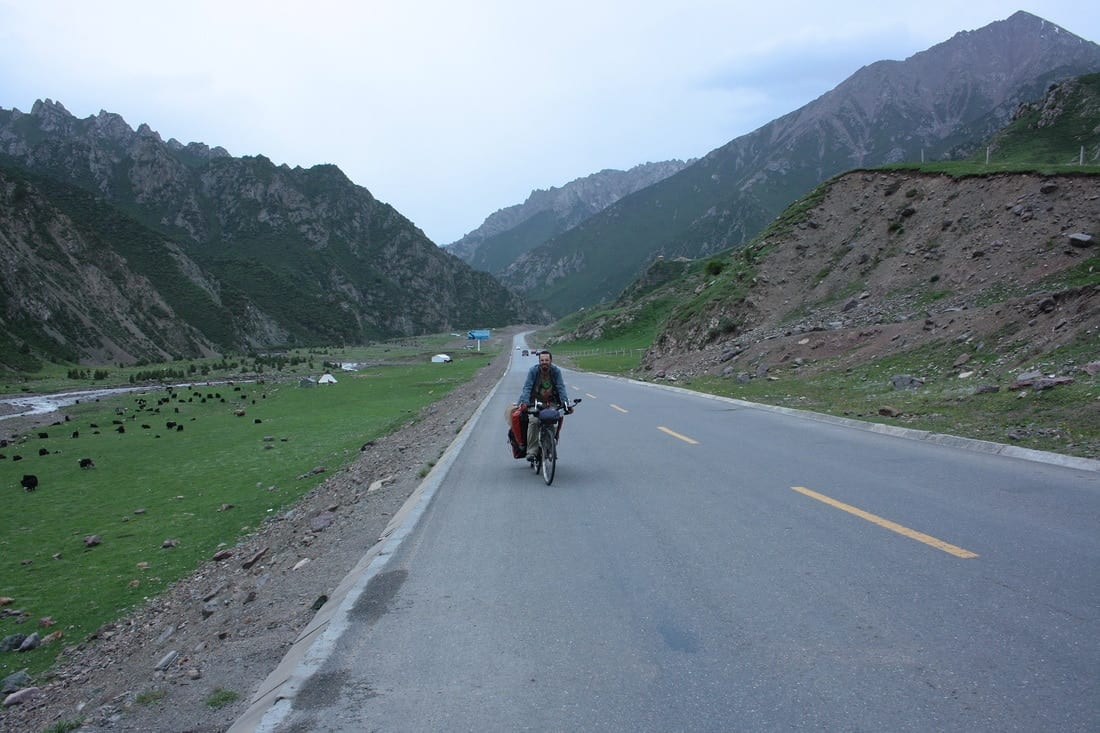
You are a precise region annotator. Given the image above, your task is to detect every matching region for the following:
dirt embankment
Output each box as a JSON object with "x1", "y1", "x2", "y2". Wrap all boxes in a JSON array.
[{"x1": 645, "y1": 171, "x2": 1099, "y2": 379}]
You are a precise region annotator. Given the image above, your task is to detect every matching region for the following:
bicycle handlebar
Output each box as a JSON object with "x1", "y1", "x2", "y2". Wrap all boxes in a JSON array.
[{"x1": 525, "y1": 397, "x2": 581, "y2": 415}]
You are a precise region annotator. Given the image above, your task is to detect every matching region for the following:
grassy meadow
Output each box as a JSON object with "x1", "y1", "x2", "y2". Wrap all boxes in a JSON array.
[{"x1": 0, "y1": 336, "x2": 496, "y2": 681}]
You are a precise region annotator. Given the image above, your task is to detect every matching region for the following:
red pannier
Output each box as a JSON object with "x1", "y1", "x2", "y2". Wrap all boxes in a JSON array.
[{"x1": 506, "y1": 405, "x2": 527, "y2": 459}]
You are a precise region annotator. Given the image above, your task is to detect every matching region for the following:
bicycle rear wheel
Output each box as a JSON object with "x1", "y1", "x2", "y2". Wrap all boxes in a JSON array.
[{"x1": 540, "y1": 428, "x2": 556, "y2": 485}]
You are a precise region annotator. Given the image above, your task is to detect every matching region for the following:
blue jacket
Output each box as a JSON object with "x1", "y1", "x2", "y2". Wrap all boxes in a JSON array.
[{"x1": 518, "y1": 363, "x2": 569, "y2": 406}]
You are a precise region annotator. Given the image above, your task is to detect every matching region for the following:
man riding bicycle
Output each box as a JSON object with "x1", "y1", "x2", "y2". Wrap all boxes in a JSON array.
[{"x1": 517, "y1": 350, "x2": 571, "y2": 461}]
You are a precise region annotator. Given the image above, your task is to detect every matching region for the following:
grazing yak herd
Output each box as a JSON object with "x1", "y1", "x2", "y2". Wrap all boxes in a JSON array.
[{"x1": 3, "y1": 384, "x2": 257, "y2": 493}]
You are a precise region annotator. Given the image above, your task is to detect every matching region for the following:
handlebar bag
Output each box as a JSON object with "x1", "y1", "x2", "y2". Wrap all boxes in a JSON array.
[{"x1": 538, "y1": 407, "x2": 561, "y2": 424}]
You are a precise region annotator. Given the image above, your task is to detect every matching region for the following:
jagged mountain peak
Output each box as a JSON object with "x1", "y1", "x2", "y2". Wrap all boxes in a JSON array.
[
  {"x1": 495, "y1": 11, "x2": 1100, "y2": 316},
  {"x1": 0, "y1": 102, "x2": 544, "y2": 365}
]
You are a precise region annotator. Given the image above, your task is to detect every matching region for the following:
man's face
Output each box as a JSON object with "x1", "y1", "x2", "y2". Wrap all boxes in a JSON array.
[{"x1": 538, "y1": 353, "x2": 551, "y2": 370}]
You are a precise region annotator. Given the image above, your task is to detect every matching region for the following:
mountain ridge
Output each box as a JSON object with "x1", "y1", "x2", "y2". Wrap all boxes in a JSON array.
[
  {"x1": 0, "y1": 102, "x2": 543, "y2": 367},
  {"x1": 495, "y1": 11, "x2": 1100, "y2": 316},
  {"x1": 445, "y1": 160, "x2": 689, "y2": 273}
]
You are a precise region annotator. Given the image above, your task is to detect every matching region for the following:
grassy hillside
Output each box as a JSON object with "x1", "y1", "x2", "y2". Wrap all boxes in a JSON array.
[
  {"x1": 0, "y1": 336, "x2": 495, "y2": 681},
  {"x1": 981, "y1": 72, "x2": 1100, "y2": 165},
  {"x1": 540, "y1": 163, "x2": 1100, "y2": 461}
]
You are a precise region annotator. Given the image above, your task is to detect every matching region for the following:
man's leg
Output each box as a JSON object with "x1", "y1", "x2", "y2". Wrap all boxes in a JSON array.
[{"x1": 526, "y1": 419, "x2": 538, "y2": 460}]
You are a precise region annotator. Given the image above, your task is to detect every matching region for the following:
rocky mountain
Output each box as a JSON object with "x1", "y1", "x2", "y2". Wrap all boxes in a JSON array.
[
  {"x1": 638, "y1": 171, "x2": 1098, "y2": 379},
  {"x1": 0, "y1": 102, "x2": 543, "y2": 368},
  {"x1": 0, "y1": 165, "x2": 225, "y2": 369},
  {"x1": 445, "y1": 160, "x2": 689, "y2": 274},
  {"x1": 499, "y1": 11, "x2": 1100, "y2": 316}
]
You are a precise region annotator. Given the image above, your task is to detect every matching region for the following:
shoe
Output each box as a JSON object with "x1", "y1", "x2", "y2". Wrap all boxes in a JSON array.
[{"x1": 526, "y1": 454, "x2": 536, "y2": 463}]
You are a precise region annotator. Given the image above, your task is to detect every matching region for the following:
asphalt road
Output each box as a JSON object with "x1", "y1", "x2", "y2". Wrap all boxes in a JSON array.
[{"x1": 252, "y1": 337, "x2": 1100, "y2": 732}]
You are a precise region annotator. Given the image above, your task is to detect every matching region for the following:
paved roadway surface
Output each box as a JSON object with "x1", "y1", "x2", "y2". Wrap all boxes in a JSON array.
[{"x1": 236, "y1": 334, "x2": 1100, "y2": 732}]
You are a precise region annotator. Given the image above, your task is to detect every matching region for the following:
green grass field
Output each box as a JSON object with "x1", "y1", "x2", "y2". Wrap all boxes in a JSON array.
[{"x1": 0, "y1": 340, "x2": 493, "y2": 681}]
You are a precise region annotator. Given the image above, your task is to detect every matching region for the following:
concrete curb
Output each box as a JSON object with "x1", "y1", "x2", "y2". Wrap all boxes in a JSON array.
[
  {"x1": 596, "y1": 372, "x2": 1100, "y2": 474},
  {"x1": 228, "y1": 365, "x2": 509, "y2": 732}
]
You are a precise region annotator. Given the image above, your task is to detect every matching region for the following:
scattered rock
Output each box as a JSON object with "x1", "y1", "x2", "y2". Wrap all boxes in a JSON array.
[
  {"x1": 890, "y1": 375, "x2": 925, "y2": 390},
  {"x1": 1030, "y1": 376, "x2": 1075, "y2": 390},
  {"x1": 2, "y1": 686, "x2": 40, "y2": 707},
  {"x1": 309, "y1": 512, "x2": 336, "y2": 532},
  {"x1": 155, "y1": 650, "x2": 180, "y2": 670},
  {"x1": 1009, "y1": 374, "x2": 1074, "y2": 391},
  {"x1": 1, "y1": 670, "x2": 32, "y2": 695},
  {"x1": 17, "y1": 633, "x2": 40, "y2": 652},
  {"x1": 241, "y1": 547, "x2": 268, "y2": 570},
  {"x1": 297, "y1": 466, "x2": 327, "y2": 480},
  {"x1": 0, "y1": 635, "x2": 26, "y2": 652}
]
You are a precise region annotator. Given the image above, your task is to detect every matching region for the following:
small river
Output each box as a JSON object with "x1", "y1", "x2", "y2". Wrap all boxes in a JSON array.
[
  {"x1": 0, "y1": 380, "x2": 253, "y2": 421},
  {"x1": 0, "y1": 386, "x2": 155, "y2": 420}
]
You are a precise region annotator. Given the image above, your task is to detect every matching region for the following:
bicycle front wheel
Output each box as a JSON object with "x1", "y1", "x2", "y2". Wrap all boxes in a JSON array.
[{"x1": 540, "y1": 428, "x2": 556, "y2": 485}]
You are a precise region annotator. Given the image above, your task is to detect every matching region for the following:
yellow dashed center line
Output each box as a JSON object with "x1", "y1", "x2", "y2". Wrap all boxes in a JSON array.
[
  {"x1": 658, "y1": 426, "x2": 699, "y2": 445},
  {"x1": 610, "y1": 404, "x2": 629, "y2": 413},
  {"x1": 791, "y1": 486, "x2": 978, "y2": 558}
]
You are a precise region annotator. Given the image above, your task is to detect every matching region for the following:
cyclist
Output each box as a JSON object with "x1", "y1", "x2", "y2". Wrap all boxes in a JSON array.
[{"x1": 517, "y1": 350, "x2": 571, "y2": 461}]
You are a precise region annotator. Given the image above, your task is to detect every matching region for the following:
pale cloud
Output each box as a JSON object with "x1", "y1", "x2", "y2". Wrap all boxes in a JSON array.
[{"x1": 1, "y1": 1, "x2": 1098, "y2": 243}]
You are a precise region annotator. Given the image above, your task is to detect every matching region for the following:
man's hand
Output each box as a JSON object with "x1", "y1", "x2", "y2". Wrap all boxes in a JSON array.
[
  {"x1": 518, "y1": 402, "x2": 527, "y2": 412},
  {"x1": 564, "y1": 405, "x2": 573, "y2": 415}
]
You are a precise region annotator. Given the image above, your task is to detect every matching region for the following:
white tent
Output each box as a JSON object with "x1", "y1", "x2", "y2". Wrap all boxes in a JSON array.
[
  {"x1": 318, "y1": 373, "x2": 338, "y2": 384},
  {"x1": 431, "y1": 354, "x2": 452, "y2": 363}
]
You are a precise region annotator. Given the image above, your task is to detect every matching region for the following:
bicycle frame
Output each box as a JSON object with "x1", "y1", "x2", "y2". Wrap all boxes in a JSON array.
[{"x1": 525, "y1": 398, "x2": 580, "y2": 485}]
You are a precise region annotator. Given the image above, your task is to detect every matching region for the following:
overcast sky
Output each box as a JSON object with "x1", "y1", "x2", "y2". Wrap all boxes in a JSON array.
[{"x1": 2, "y1": 2, "x2": 1098, "y2": 244}]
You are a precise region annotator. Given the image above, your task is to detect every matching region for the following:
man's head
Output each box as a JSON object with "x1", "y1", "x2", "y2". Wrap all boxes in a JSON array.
[{"x1": 538, "y1": 351, "x2": 552, "y2": 370}]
